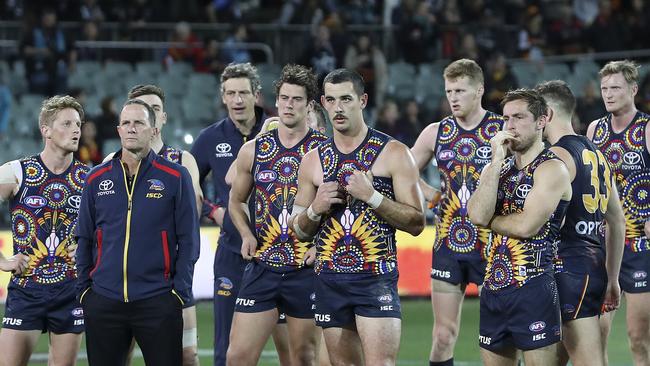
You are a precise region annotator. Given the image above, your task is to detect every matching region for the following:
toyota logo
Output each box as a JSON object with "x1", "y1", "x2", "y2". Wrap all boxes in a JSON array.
[
  {"x1": 99, "y1": 180, "x2": 114, "y2": 191},
  {"x1": 623, "y1": 151, "x2": 641, "y2": 165},
  {"x1": 216, "y1": 143, "x2": 232, "y2": 154},
  {"x1": 68, "y1": 195, "x2": 81, "y2": 209},
  {"x1": 516, "y1": 184, "x2": 532, "y2": 199},
  {"x1": 476, "y1": 146, "x2": 492, "y2": 159}
]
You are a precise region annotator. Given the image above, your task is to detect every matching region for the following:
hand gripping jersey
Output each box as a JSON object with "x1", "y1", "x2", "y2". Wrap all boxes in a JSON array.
[
  {"x1": 158, "y1": 145, "x2": 183, "y2": 165},
  {"x1": 433, "y1": 112, "x2": 504, "y2": 261},
  {"x1": 484, "y1": 150, "x2": 569, "y2": 291},
  {"x1": 315, "y1": 128, "x2": 396, "y2": 275},
  {"x1": 253, "y1": 129, "x2": 327, "y2": 269},
  {"x1": 592, "y1": 112, "x2": 650, "y2": 251},
  {"x1": 10, "y1": 155, "x2": 89, "y2": 287},
  {"x1": 554, "y1": 135, "x2": 613, "y2": 272}
]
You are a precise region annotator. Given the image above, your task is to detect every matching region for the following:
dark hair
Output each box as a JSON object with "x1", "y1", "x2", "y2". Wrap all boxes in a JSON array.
[
  {"x1": 534, "y1": 80, "x2": 576, "y2": 116},
  {"x1": 274, "y1": 64, "x2": 318, "y2": 102},
  {"x1": 501, "y1": 88, "x2": 548, "y2": 120},
  {"x1": 323, "y1": 68, "x2": 365, "y2": 96},
  {"x1": 128, "y1": 84, "x2": 165, "y2": 104},
  {"x1": 122, "y1": 99, "x2": 156, "y2": 126}
]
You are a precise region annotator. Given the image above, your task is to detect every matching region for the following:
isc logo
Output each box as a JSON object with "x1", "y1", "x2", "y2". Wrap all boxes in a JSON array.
[
  {"x1": 146, "y1": 193, "x2": 163, "y2": 199},
  {"x1": 74, "y1": 319, "x2": 84, "y2": 326},
  {"x1": 532, "y1": 333, "x2": 546, "y2": 341}
]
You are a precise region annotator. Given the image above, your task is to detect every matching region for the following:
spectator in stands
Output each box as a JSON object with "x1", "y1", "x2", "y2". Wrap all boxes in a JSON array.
[
  {"x1": 585, "y1": 0, "x2": 627, "y2": 53},
  {"x1": 517, "y1": 5, "x2": 545, "y2": 60},
  {"x1": 195, "y1": 38, "x2": 225, "y2": 74},
  {"x1": 484, "y1": 52, "x2": 518, "y2": 112},
  {"x1": 300, "y1": 24, "x2": 337, "y2": 83},
  {"x1": 165, "y1": 21, "x2": 205, "y2": 70},
  {"x1": 342, "y1": 0, "x2": 379, "y2": 24},
  {"x1": 375, "y1": 99, "x2": 418, "y2": 146},
  {"x1": 396, "y1": 0, "x2": 437, "y2": 65},
  {"x1": 398, "y1": 99, "x2": 424, "y2": 141},
  {"x1": 0, "y1": 71, "x2": 11, "y2": 139},
  {"x1": 344, "y1": 33, "x2": 387, "y2": 108},
  {"x1": 76, "y1": 120, "x2": 103, "y2": 166},
  {"x1": 277, "y1": 0, "x2": 326, "y2": 25},
  {"x1": 79, "y1": 0, "x2": 105, "y2": 22},
  {"x1": 20, "y1": 8, "x2": 72, "y2": 96},
  {"x1": 94, "y1": 95, "x2": 119, "y2": 151},
  {"x1": 575, "y1": 80, "x2": 605, "y2": 134},
  {"x1": 72, "y1": 21, "x2": 103, "y2": 63},
  {"x1": 546, "y1": 2, "x2": 584, "y2": 55},
  {"x1": 220, "y1": 23, "x2": 252, "y2": 64}
]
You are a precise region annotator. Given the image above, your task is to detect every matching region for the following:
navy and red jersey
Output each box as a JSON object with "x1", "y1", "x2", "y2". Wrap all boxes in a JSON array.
[
  {"x1": 314, "y1": 128, "x2": 397, "y2": 275},
  {"x1": 75, "y1": 150, "x2": 200, "y2": 304},
  {"x1": 9, "y1": 155, "x2": 89, "y2": 288},
  {"x1": 252, "y1": 128, "x2": 327, "y2": 269},
  {"x1": 433, "y1": 112, "x2": 504, "y2": 262},
  {"x1": 158, "y1": 145, "x2": 183, "y2": 165},
  {"x1": 592, "y1": 112, "x2": 650, "y2": 251},
  {"x1": 484, "y1": 150, "x2": 569, "y2": 291},
  {"x1": 190, "y1": 108, "x2": 265, "y2": 254},
  {"x1": 553, "y1": 135, "x2": 612, "y2": 273}
]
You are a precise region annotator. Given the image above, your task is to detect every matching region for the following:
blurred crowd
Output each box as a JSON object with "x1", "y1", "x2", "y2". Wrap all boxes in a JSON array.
[{"x1": 4, "y1": 0, "x2": 650, "y2": 161}]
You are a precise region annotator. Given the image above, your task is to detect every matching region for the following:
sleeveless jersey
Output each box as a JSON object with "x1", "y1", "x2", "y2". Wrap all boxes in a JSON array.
[
  {"x1": 433, "y1": 111, "x2": 504, "y2": 261},
  {"x1": 158, "y1": 145, "x2": 183, "y2": 165},
  {"x1": 315, "y1": 128, "x2": 396, "y2": 275},
  {"x1": 592, "y1": 112, "x2": 650, "y2": 251},
  {"x1": 484, "y1": 150, "x2": 569, "y2": 291},
  {"x1": 253, "y1": 128, "x2": 327, "y2": 270},
  {"x1": 10, "y1": 155, "x2": 89, "y2": 287},
  {"x1": 553, "y1": 135, "x2": 612, "y2": 272}
]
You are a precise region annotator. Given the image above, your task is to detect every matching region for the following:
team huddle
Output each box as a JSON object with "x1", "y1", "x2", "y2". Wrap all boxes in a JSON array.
[{"x1": 0, "y1": 58, "x2": 647, "y2": 366}]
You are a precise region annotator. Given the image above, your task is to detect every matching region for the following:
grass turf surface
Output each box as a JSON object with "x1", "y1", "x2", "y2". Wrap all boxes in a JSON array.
[{"x1": 2, "y1": 297, "x2": 633, "y2": 365}]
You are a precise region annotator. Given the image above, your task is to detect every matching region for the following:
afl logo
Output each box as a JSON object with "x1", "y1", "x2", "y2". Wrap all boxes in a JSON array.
[
  {"x1": 476, "y1": 146, "x2": 492, "y2": 159},
  {"x1": 438, "y1": 150, "x2": 455, "y2": 161},
  {"x1": 633, "y1": 271, "x2": 647, "y2": 280},
  {"x1": 516, "y1": 184, "x2": 532, "y2": 199},
  {"x1": 377, "y1": 294, "x2": 393, "y2": 303},
  {"x1": 257, "y1": 170, "x2": 277, "y2": 182},
  {"x1": 67, "y1": 195, "x2": 81, "y2": 209},
  {"x1": 216, "y1": 143, "x2": 232, "y2": 154},
  {"x1": 71, "y1": 308, "x2": 84, "y2": 317},
  {"x1": 24, "y1": 195, "x2": 47, "y2": 208},
  {"x1": 99, "y1": 180, "x2": 114, "y2": 191},
  {"x1": 623, "y1": 151, "x2": 641, "y2": 165},
  {"x1": 529, "y1": 321, "x2": 546, "y2": 332}
]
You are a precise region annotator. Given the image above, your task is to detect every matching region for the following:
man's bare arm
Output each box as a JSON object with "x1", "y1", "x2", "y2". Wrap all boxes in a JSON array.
[
  {"x1": 227, "y1": 141, "x2": 257, "y2": 259},
  {"x1": 182, "y1": 151, "x2": 205, "y2": 216},
  {"x1": 410, "y1": 122, "x2": 439, "y2": 171},
  {"x1": 490, "y1": 159, "x2": 572, "y2": 238}
]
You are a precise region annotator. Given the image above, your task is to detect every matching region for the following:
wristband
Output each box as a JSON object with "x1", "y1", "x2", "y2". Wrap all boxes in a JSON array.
[
  {"x1": 366, "y1": 190, "x2": 384, "y2": 209},
  {"x1": 307, "y1": 205, "x2": 322, "y2": 222}
]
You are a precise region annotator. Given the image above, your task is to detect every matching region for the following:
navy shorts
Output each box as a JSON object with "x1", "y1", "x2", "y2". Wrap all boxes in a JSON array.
[
  {"x1": 619, "y1": 242, "x2": 650, "y2": 293},
  {"x1": 431, "y1": 249, "x2": 485, "y2": 286},
  {"x1": 479, "y1": 274, "x2": 561, "y2": 351},
  {"x1": 2, "y1": 281, "x2": 84, "y2": 334},
  {"x1": 555, "y1": 270, "x2": 606, "y2": 322},
  {"x1": 314, "y1": 271, "x2": 401, "y2": 328},
  {"x1": 235, "y1": 261, "x2": 315, "y2": 319}
]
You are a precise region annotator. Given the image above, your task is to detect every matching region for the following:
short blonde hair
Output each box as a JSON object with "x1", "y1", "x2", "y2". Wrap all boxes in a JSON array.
[
  {"x1": 443, "y1": 58, "x2": 484, "y2": 85},
  {"x1": 38, "y1": 95, "x2": 84, "y2": 128},
  {"x1": 599, "y1": 60, "x2": 640, "y2": 84}
]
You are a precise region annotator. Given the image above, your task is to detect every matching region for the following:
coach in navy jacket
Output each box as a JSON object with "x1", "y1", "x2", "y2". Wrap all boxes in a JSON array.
[{"x1": 75, "y1": 99, "x2": 199, "y2": 366}]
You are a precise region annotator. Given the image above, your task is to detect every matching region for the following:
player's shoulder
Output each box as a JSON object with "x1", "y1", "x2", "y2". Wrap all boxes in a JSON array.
[{"x1": 86, "y1": 159, "x2": 115, "y2": 184}]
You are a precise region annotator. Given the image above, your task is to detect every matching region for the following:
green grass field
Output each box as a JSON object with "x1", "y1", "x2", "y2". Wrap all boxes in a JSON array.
[{"x1": 2, "y1": 298, "x2": 633, "y2": 365}]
